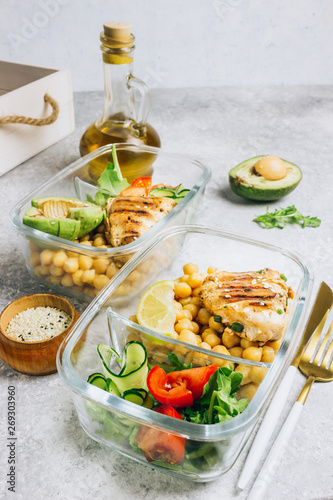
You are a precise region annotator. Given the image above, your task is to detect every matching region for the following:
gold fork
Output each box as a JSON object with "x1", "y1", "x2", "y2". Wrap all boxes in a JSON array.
[{"x1": 248, "y1": 312, "x2": 333, "y2": 500}]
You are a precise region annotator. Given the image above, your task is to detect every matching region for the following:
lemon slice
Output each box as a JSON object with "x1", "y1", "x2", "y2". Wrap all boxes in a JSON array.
[{"x1": 136, "y1": 280, "x2": 176, "y2": 338}]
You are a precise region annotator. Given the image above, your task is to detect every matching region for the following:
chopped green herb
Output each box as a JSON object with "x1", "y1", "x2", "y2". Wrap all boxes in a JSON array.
[
  {"x1": 280, "y1": 274, "x2": 287, "y2": 282},
  {"x1": 277, "y1": 309, "x2": 283, "y2": 315},
  {"x1": 253, "y1": 205, "x2": 321, "y2": 230},
  {"x1": 214, "y1": 315, "x2": 222, "y2": 323},
  {"x1": 257, "y1": 270, "x2": 263, "y2": 274},
  {"x1": 223, "y1": 305, "x2": 228, "y2": 309},
  {"x1": 286, "y1": 297, "x2": 289, "y2": 306},
  {"x1": 279, "y1": 293, "x2": 284, "y2": 297},
  {"x1": 231, "y1": 322, "x2": 244, "y2": 333}
]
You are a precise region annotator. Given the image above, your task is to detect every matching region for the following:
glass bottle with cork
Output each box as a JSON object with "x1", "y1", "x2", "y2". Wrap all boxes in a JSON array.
[{"x1": 80, "y1": 22, "x2": 160, "y2": 182}]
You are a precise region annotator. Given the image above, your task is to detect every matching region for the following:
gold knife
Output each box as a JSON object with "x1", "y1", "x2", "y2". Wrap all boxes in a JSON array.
[{"x1": 237, "y1": 281, "x2": 333, "y2": 490}]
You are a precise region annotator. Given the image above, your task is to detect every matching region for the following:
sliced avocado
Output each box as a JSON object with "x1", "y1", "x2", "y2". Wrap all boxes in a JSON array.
[
  {"x1": 23, "y1": 197, "x2": 104, "y2": 240},
  {"x1": 229, "y1": 156, "x2": 302, "y2": 201}
]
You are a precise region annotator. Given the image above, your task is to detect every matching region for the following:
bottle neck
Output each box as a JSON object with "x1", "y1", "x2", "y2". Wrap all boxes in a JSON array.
[{"x1": 101, "y1": 60, "x2": 135, "y2": 124}]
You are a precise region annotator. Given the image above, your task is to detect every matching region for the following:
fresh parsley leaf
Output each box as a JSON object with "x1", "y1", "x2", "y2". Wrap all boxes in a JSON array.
[
  {"x1": 253, "y1": 205, "x2": 321, "y2": 229},
  {"x1": 167, "y1": 352, "x2": 192, "y2": 370}
]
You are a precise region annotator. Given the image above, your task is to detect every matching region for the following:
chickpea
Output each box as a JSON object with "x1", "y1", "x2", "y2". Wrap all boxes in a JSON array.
[
  {"x1": 67, "y1": 250, "x2": 79, "y2": 258},
  {"x1": 250, "y1": 367, "x2": 268, "y2": 384},
  {"x1": 175, "y1": 282, "x2": 192, "y2": 299},
  {"x1": 184, "y1": 353, "x2": 194, "y2": 366},
  {"x1": 175, "y1": 309, "x2": 186, "y2": 322},
  {"x1": 173, "y1": 345, "x2": 187, "y2": 361},
  {"x1": 81, "y1": 269, "x2": 96, "y2": 284},
  {"x1": 229, "y1": 346, "x2": 244, "y2": 358},
  {"x1": 49, "y1": 264, "x2": 64, "y2": 277},
  {"x1": 240, "y1": 338, "x2": 259, "y2": 349},
  {"x1": 63, "y1": 258, "x2": 79, "y2": 274},
  {"x1": 191, "y1": 286, "x2": 202, "y2": 297},
  {"x1": 93, "y1": 258, "x2": 109, "y2": 274},
  {"x1": 180, "y1": 274, "x2": 190, "y2": 283},
  {"x1": 190, "y1": 321, "x2": 200, "y2": 334},
  {"x1": 204, "y1": 332, "x2": 221, "y2": 348},
  {"x1": 187, "y1": 274, "x2": 203, "y2": 289},
  {"x1": 80, "y1": 234, "x2": 91, "y2": 242},
  {"x1": 83, "y1": 286, "x2": 95, "y2": 297},
  {"x1": 80, "y1": 240, "x2": 92, "y2": 246},
  {"x1": 182, "y1": 309, "x2": 193, "y2": 321},
  {"x1": 197, "y1": 308, "x2": 211, "y2": 325},
  {"x1": 207, "y1": 266, "x2": 218, "y2": 274},
  {"x1": 235, "y1": 364, "x2": 252, "y2": 386},
  {"x1": 242, "y1": 347, "x2": 262, "y2": 362},
  {"x1": 39, "y1": 265, "x2": 50, "y2": 276},
  {"x1": 178, "y1": 330, "x2": 198, "y2": 345},
  {"x1": 208, "y1": 316, "x2": 224, "y2": 333},
  {"x1": 179, "y1": 297, "x2": 192, "y2": 306},
  {"x1": 175, "y1": 318, "x2": 195, "y2": 334},
  {"x1": 52, "y1": 250, "x2": 67, "y2": 267},
  {"x1": 126, "y1": 332, "x2": 141, "y2": 343},
  {"x1": 128, "y1": 270, "x2": 142, "y2": 284},
  {"x1": 212, "y1": 345, "x2": 233, "y2": 368},
  {"x1": 173, "y1": 300, "x2": 183, "y2": 310},
  {"x1": 95, "y1": 222, "x2": 106, "y2": 233},
  {"x1": 30, "y1": 251, "x2": 41, "y2": 267},
  {"x1": 195, "y1": 335, "x2": 202, "y2": 345},
  {"x1": 49, "y1": 275, "x2": 62, "y2": 285},
  {"x1": 266, "y1": 340, "x2": 281, "y2": 351},
  {"x1": 93, "y1": 236, "x2": 106, "y2": 247},
  {"x1": 237, "y1": 382, "x2": 258, "y2": 402},
  {"x1": 106, "y1": 262, "x2": 118, "y2": 279},
  {"x1": 222, "y1": 328, "x2": 240, "y2": 348},
  {"x1": 72, "y1": 269, "x2": 84, "y2": 286},
  {"x1": 183, "y1": 263, "x2": 199, "y2": 275},
  {"x1": 190, "y1": 297, "x2": 202, "y2": 306},
  {"x1": 61, "y1": 273, "x2": 74, "y2": 287},
  {"x1": 93, "y1": 274, "x2": 110, "y2": 290},
  {"x1": 184, "y1": 303, "x2": 199, "y2": 318},
  {"x1": 33, "y1": 266, "x2": 42, "y2": 277},
  {"x1": 261, "y1": 346, "x2": 276, "y2": 363},
  {"x1": 40, "y1": 249, "x2": 54, "y2": 266},
  {"x1": 78, "y1": 255, "x2": 93, "y2": 270},
  {"x1": 29, "y1": 241, "x2": 40, "y2": 252},
  {"x1": 193, "y1": 342, "x2": 211, "y2": 366},
  {"x1": 202, "y1": 328, "x2": 217, "y2": 341}
]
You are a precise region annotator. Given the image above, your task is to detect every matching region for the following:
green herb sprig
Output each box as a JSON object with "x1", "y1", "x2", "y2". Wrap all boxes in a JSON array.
[{"x1": 253, "y1": 205, "x2": 321, "y2": 229}]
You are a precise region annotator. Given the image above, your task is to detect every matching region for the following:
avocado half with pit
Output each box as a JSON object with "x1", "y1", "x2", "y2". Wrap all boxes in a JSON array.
[
  {"x1": 229, "y1": 156, "x2": 302, "y2": 201},
  {"x1": 23, "y1": 197, "x2": 104, "y2": 240}
]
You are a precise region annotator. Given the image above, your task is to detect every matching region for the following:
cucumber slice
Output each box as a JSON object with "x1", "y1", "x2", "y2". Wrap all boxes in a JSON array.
[
  {"x1": 121, "y1": 388, "x2": 147, "y2": 405},
  {"x1": 97, "y1": 341, "x2": 148, "y2": 394},
  {"x1": 149, "y1": 187, "x2": 176, "y2": 198},
  {"x1": 87, "y1": 372, "x2": 107, "y2": 390},
  {"x1": 106, "y1": 378, "x2": 121, "y2": 397}
]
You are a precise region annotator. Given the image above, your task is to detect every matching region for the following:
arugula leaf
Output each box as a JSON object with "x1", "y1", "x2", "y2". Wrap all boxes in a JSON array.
[
  {"x1": 253, "y1": 205, "x2": 321, "y2": 229},
  {"x1": 97, "y1": 144, "x2": 130, "y2": 195},
  {"x1": 184, "y1": 367, "x2": 248, "y2": 425},
  {"x1": 167, "y1": 352, "x2": 193, "y2": 370}
]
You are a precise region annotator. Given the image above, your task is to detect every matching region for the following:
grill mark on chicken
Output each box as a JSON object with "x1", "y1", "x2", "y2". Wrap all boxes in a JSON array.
[
  {"x1": 199, "y1": 268, "x2": 292, "y2": 343},
  {"x1": 105, "y1": 195, "x2": 176, "y2": 247}
]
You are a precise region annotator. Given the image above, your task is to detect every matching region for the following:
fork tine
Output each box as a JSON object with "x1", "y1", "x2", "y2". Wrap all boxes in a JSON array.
[
  {"x1": 314, "y1": 320, "x2": 333, "y2": 365},
  {"x1": 322, "y1": 322, "x2": 333, "y2": 368},
  {"x1": 303, "y1": 311, "x2": 329, "y2": 360}
]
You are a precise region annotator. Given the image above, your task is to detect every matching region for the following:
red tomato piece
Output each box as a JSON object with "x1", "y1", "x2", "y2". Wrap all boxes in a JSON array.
[
  {"x1": 147, "y1": 364, "x2": 219, "y2": 408},
  {"x1": 135, "y1": 405, "x2": 186, "y2": 464},
  {"x1": 131, "y1": 176, "x2": 152, "y2": 195},
  {"x1": 167, "y1": 364, "x2": 218, "y2": 401},
  {"x1": 119, "y1": 186, "x2": 146, "y2": 196},
  {"x1": 147, "y1": 365, "x2": 193, "y2": 408}
]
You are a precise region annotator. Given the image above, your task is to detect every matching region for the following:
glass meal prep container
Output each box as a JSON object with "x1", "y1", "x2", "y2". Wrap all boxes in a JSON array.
[
  {"x1": 57, "y1": 225, "x2": 312, "y2": 482},
  {"x1": 9, "y1": 144, "x2": 211, "y2": 301}
]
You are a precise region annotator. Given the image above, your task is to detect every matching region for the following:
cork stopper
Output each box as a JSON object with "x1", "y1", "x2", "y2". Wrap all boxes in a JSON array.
[{"x1": 103, "y1": 22, "x2": 131, "y2": 41}]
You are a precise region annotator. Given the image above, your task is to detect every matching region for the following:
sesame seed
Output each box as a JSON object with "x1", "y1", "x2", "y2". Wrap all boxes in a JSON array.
[{"x1": 5, "y1": 307, "x2": 71, "y2": 342}]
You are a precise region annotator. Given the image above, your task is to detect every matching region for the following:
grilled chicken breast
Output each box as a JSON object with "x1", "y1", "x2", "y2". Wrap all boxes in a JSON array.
[
  {"x1": 199, "y1": 268, "x2": 294, "y2": 343},
  {"x1": 105, "y1": 195, "x2": 176, "y2": 247}
]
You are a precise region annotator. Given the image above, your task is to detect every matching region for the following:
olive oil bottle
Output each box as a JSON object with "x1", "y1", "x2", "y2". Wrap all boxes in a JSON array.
[{"x1": 80, "y1": 22, "x2": 160, "y2": 182}]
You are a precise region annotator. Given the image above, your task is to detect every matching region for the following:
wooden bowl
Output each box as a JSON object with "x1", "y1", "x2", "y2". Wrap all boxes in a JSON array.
[{"x1": 0, "y1": 293, "x2": 79, "y2": 376}]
